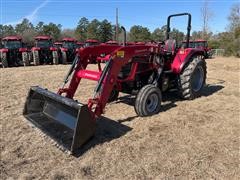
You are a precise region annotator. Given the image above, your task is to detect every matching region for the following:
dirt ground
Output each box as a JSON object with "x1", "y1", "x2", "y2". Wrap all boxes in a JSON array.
[{"x1": 0, "y1": 57, "x2": 239, "y2": 179}]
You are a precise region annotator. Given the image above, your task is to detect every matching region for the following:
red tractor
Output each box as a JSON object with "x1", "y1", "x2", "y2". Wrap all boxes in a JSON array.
[
  {"x1": 182, "y1": 39, "x2": 212, "y2": 58},
  {"x1": 23, "y1": 13, "x2": 207, "y2": 154},
  {"x1": 60, "y1": 38, "x2": 77, "y2": 64},
  {"x1": 0, "y1": 36, "x2": 29, "y2": 68},
  {"x1": 31, "y1": 36, "x2": 59, "y2": 65}
]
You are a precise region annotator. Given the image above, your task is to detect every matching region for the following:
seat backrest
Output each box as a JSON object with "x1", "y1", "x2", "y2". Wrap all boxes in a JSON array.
[{"x1": 164, "y1": 39, "x2": 176, "y2": 54}]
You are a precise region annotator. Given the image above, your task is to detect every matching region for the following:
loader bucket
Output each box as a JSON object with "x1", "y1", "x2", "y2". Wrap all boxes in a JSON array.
[{"x1": 23, "y1": 86, "x2": 96, "y2": 154}]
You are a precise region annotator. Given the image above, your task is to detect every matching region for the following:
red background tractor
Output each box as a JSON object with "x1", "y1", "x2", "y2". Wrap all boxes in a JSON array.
[
  {"x1": 182, "y1": 39, "x2": 212, "y2": 58},
  {"x1": 31, "y1": 36, "x2": 59, "y2": 65},
  {"x1": 60, "y1": 38, "x2": 77, "y2": 64},
  {"x1": 0, "y1": 36, "x2": 29, "y2": 68}
]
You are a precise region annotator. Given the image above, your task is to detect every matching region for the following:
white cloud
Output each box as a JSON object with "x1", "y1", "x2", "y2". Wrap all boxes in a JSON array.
[{"x1": 4, "y1": 0, "x2": 50, "y2": 25}]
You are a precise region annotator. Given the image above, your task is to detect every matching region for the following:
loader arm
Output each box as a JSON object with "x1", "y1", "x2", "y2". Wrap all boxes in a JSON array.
[
  {"x1": 60, "y1": 45, "x2": 121, "y2": 98},
  {"x1": 86, "y1": 45, "x2": 159, "y2": 117},
  {"x1": 59, "y1": 45, "x2": 159, "y2": 117}
]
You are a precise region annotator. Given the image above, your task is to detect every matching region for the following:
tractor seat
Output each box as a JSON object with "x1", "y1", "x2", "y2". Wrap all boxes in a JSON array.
[{"x1": 164, "y1": 39, "x2": 176, "y2": 55}]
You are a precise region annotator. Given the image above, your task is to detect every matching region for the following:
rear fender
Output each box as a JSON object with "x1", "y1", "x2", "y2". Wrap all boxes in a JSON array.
[
  {"x1": 0, "y1": 48, "x2": 9, "y2": 53},
  {"x1": 31, "y1": 47, "x2": 40, "y2": 51},
  {"x1": 50, "y1": 47, "x2": 57, "y2": 51},
  {"x1": 171, "y1": 48, "x2": 204, "y2": 74},
  {"x1": 60, "y1": 47, "x2": 68, "y2": 52},
  {"x1": 19, "y1": 48, "x2": 27, "y2": 52}
]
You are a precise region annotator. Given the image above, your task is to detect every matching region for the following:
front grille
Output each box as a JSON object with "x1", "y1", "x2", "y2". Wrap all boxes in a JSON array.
[
  {"x1": 7, "y1": 49, "x2": 22, "y2": 66},
  {"x1": 39, "y1": 48, "x2": 52, "y2": 63}
]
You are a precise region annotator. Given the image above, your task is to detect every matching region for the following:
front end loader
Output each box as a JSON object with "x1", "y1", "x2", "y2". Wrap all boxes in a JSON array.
[
  {"x1": 23, "y1": 86, "x2": 95, "y2": 152},
  {"x1": 23, "y1": 13, "x2": 207, "y2": 155}
]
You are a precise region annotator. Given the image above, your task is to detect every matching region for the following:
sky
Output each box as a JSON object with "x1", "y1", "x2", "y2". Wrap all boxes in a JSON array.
[{"x1": 1, "y1": 0, "x2": 239, "y2": 33}]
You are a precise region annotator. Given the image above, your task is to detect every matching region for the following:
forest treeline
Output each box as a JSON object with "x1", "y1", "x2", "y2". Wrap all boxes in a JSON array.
[{"x1": 1, "y1": 4, "x2": 239, "y2": 57}]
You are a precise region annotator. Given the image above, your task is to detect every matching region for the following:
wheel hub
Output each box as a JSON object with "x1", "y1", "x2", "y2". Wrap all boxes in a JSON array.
[
  {"x1": 192, "y1": 66, "x2": 204, "y2": 92},
  {"x1": 146, "y1": 93, "x2": 159, "y2": 113}
]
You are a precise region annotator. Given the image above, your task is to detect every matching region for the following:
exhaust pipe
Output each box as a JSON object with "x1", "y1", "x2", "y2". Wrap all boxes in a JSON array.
[
  {"x1": 121, "y1": 26, "x2": 126, "y2": 46},
  {"x1": 23, "y1": 86, "x2": 96, "y2": 154}
]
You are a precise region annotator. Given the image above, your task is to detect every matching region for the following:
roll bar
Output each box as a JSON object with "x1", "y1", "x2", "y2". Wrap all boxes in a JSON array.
[{"x1": 166, "y1": 13, "x2": 192, "y2": 48}]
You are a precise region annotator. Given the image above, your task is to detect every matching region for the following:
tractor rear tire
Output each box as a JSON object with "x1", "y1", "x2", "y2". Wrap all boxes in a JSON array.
[
  {"x1": 61, "y1": 51, "x2": 67, "y2": 64},
  {"x1": 22, "y1": 52, "x2": 29, "y2": 66},
  {"x1": 28, "y1": 52, "x2": 33, "y2": 64},
  {"x1": 52, "y1": 51, "x2": 59, "y2": 65},
  {"x1": 178, "y1": 55, "x2": 207, "y2": 100},
  {"x1": 33, "y1": 51, "x2": 40, "y2": 66},
  {"x1": 1, "y1": 52, "x2": 8, "y2": 68},
  {"x1": 134, "y1": 84, "x2": 162, "y2": 117}
]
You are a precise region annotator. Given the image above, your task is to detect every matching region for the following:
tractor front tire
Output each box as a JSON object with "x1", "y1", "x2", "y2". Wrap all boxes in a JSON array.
[
  {"x1": 33, "y1": 51, "x2": 40, "y2": 66},
  {"x1": 108, "y1": 88, "x2": 119, "y2": 102},
  {"x1": 52, "y1": 51, "x2": 59, "y2": 65},
  {"x1": 178, "y1": 55, "x2": 207, "y2": 100},
  {"x1": 1, "y1": 52, "x2": 8, "y2": 68},
  {"x1": 61, "y1": 51, "x2": 67, "y2": 64},
  {"x1": 134, "y1": 84, "x2": 162, "y2": 117},
  {"x1": 22, "y1": 52, "x2": 29, "y2": 66}
]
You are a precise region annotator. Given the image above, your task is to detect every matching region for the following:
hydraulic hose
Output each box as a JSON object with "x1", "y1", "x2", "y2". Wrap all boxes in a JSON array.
[{"x1": 61, "y1": 55, "x2": 79, "y2": 88}]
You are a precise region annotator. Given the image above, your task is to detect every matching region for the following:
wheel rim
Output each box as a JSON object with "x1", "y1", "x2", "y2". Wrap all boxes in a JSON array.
[
  {"x1": 192, "y1": 66, "x2": 204, "y2": 92},
  {"x1": 146, "y1": 93, "x2": 159, "y2": 113}
]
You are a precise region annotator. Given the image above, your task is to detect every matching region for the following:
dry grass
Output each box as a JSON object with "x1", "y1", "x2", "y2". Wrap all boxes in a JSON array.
[{"x1": 0, "y1": 57, "x2": 239, "y2": 179}]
